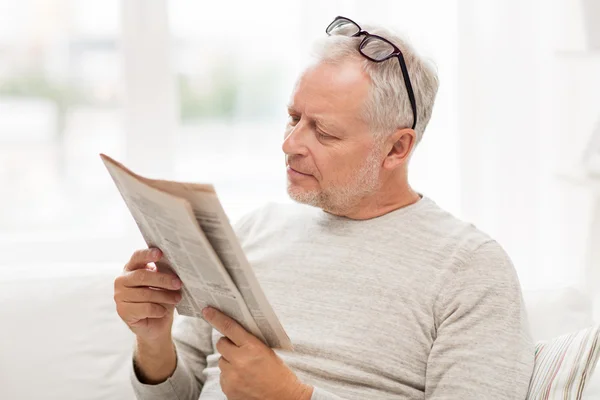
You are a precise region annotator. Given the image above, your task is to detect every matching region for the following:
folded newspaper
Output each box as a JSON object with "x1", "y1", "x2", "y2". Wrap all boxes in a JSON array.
[{"x1": 100, "y1": 154, "x2": 292, "y2": 350}]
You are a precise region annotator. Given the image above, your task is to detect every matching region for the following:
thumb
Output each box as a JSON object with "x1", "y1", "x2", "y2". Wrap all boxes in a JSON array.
[{"x1": 124, "y1": 248, "x2": 162, "y2": 272}]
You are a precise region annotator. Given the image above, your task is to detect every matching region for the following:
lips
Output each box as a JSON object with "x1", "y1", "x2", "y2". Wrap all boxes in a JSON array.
[{"x1": 288, "y1": 165, "x2": 311, "y2": 175}]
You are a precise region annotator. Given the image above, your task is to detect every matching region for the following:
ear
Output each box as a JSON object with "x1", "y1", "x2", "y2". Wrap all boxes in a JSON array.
[{"x1": 382, "y1": 128, "x2": 416, "y2": 170}]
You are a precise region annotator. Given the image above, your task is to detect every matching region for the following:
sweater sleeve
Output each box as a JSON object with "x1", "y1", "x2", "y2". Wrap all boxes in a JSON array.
[
  {"x1": 425, "y1": 240, "x2": 535, "y2": 399},
  {"x1": 130, "y1": 314, "x2": 214, "y2": 400},
  {"x1": 310, "y1": 387, "x2": 347, "y2": 399}
]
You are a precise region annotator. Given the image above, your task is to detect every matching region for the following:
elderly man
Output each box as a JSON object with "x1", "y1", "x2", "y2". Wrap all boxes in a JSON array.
[{"x1": 115, "y1": 16, "x2": 534, "y2": 400}]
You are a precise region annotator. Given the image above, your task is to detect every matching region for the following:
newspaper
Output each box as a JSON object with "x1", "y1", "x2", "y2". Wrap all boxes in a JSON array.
[{"x1": 100, "y1": 153, "x2": 292, "y2": 350}]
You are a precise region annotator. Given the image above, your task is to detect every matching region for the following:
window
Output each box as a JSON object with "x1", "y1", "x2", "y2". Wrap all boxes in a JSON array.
[{"x1": 1, "y1": 0, "x2": 460, "y2": 265}]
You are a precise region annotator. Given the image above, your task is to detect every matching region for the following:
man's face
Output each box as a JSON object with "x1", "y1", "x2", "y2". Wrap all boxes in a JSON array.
[{"x1": 283, "y1": 60, "x2": 382, "y2": 213}]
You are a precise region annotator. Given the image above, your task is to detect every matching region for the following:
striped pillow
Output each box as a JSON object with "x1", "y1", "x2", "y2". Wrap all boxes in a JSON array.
[{"x1": 527, "y1": 325, "x2": 600, "y2": 399}]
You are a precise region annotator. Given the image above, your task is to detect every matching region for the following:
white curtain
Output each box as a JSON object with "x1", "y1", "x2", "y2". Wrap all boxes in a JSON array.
[{"x1": 457, "y1": 0, "x2": 600, "y2": 313}]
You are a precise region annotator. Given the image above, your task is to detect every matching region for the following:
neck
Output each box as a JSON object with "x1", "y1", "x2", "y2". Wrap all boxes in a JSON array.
[{"x1": 324, "y1": 176, "x2": 421, "y2": 220}]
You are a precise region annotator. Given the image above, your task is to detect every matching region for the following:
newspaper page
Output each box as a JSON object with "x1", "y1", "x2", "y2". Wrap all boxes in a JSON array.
[
  {"x1": 100, "y1": 154, "x2": 266, "y2": 344},
  {"x1": 148, "y1": 180, "x2": 292, "y2": 350}
]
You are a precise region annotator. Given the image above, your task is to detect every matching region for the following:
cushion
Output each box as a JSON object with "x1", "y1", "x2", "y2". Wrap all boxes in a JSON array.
[
  {"x1": 527, "y1": 325, "x2": 600, "y2": 399},
  {"x1": 583, "y1": 364, "x2": 600, "y2": 399}
]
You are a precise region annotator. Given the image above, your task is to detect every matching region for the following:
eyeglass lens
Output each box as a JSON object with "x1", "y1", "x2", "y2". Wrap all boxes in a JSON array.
[
  {"x1": 361, "y1": 36, "x2": 395, "y2": 61},
  {"x1": 327, "y1": 18, "x2": 360, "y2": 36}
]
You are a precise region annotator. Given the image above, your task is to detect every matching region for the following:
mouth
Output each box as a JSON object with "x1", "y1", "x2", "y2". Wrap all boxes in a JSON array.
[{"x1": 287, "y1": 165, "x2": 312, "y2": 178}]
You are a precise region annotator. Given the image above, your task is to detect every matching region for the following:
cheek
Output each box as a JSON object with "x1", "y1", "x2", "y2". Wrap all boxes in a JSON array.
[
  {"x1": 313, "y1": 152, "x2": 344, "y2": 183},
  {"x1": 325, "y1": 150, "x2": 368, "y2": 183}
]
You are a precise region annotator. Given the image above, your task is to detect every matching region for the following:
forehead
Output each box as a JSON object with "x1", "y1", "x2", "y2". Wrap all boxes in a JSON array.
[{"x1": 290, "y1": 60, "x2": 371, "y2": 122}]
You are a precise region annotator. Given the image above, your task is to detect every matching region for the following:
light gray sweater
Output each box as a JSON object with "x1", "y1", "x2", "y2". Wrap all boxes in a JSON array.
[{"x1": 131, "y1": 196, "x2": 535, "y2": 399}]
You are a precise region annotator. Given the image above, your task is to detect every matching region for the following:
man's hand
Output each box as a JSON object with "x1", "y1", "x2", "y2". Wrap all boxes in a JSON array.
[
  {"x1": 114, "y1": 248, "x2": 183, "y2": 342},
  {"x1": 203, "y1": 307, "x2": 313, "y2": 400},
  {"x1": 114, "y1": 248, "x2": 183, "y2": 384}
]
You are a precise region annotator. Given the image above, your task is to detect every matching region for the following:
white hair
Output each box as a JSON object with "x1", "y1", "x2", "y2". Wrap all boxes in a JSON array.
[{"x1": 311, "y1": 23, "x2": 439, "y2": 144}]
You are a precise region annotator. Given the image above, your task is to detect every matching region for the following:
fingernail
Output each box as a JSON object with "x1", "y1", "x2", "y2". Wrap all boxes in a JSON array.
[
  {"x1": 151, "y1": 249, "x2": 161, "y2": 258},
  {"x1": 202, "y1": 307, "x2": 212, "y2": 318},
  {"x1": 172, "y1": 278, "x2": 182, "y2": 288}
]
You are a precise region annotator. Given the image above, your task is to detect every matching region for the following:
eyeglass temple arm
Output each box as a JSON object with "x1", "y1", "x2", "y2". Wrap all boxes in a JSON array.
[{"x1": 396, "y1": 57, "x2": 418, "y2": 130}]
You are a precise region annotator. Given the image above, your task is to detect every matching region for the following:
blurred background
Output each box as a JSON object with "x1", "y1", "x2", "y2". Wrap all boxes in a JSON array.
[
  {"x1": 1, "y1": 0, "x2": 599, "y2": 299},
  {"x1": 2, "y1": 1, "x2": 600, "y2": 398}
]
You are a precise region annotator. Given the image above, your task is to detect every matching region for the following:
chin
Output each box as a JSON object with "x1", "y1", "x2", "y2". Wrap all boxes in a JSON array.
[{"x1": 287, "y1": 184, "x2": 321, "y2": 206}]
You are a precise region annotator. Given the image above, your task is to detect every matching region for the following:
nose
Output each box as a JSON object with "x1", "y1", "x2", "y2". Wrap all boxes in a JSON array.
[{"x1": 282, "y1": 120, "x2": 310, "y2": 158}]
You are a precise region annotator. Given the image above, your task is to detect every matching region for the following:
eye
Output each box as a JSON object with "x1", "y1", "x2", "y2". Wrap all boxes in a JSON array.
[
  {"x1": 316, "y1": 128, "x2": 336, "y2": 140},
  {"x1": 288, "y1": 115, "x2": 300, "y2": 125},
  {"x1": 316, "y1": 131, "x2": 330, "y2": 139}
]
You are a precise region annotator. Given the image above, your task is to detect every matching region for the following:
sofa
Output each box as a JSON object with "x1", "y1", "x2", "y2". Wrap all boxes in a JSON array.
[{"x1": 1, "y1": 262, "x2": 598, "y2": 399}]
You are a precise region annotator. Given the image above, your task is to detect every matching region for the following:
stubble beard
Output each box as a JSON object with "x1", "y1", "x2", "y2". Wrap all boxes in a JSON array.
[{"x1": 287, "y1": 149, "x2": 381, "y2": 213}]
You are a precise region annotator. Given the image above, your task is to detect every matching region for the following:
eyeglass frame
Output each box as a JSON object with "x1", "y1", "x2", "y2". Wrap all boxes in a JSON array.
[{"x1": 325, "y1": 16, "x2": 418, "y2": 130}]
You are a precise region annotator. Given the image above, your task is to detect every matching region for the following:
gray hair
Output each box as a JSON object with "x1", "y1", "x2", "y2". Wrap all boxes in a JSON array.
[{"x1": 311, "y1": 23, "x2": 439, "y2": 145}]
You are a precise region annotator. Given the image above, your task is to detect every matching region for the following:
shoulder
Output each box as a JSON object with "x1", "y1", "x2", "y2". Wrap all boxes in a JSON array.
[
  {"x1": 417, "y1": 198, "x2": 521, "y2": 293},
  {"x1": 413, "y1": 197, "x2": 500, "y2": 262},
  {"x1": 460, "y1": 240, "x2": 517, "y2": 280},
  {"x1": 435, "y1": 239, "x2": 523, "y2": 317}
]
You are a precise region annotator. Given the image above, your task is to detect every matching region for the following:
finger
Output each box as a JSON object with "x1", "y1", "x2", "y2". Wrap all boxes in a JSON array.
[
  {"x1": 124, "y1": 248, "x2": 163, "y2": 272},
  {"x1": 202, "y1": 307, "x2": 252, "y2": 347},
  {"x1": 216, "y1": 336, "x2": 239, "y2": 360},
  {"x1": 123, "y1": 302, "x2": 168, "y2": 323},
  {"x1": 122, "y1": 287, "x2": 182, "y2": 305},
  {"x1": 218, "y1": 355, "x2": 232, "y2": 372},
  {"x1": 123, "y1": 269, "x2": 182, "y2": 290}
]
